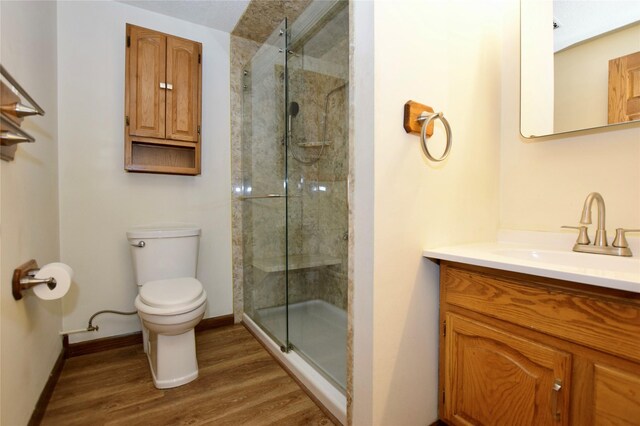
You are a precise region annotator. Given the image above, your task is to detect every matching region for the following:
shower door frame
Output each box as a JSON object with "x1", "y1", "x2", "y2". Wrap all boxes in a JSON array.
[{"x1": 240, "y1": 18, "x2": 291, "y2": 353}]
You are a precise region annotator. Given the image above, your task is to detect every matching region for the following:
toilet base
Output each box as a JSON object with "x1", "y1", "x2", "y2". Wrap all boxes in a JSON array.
[{"x1": 146, "y1": 328, "x2": 199, "y2": 389}]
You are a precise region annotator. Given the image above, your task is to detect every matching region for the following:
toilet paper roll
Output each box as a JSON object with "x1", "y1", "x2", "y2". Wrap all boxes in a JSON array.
[{"x1": 33, "y1": 262, "x2": 74, "y2": 300}]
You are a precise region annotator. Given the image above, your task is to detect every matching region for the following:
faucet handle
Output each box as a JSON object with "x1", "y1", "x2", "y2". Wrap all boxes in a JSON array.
[
  {"x1": 562, "y1": 225, "x2": 590, "y2": 245},
  {"x1": 612, "y1": 228, "x2": 640, "y2": 248}
]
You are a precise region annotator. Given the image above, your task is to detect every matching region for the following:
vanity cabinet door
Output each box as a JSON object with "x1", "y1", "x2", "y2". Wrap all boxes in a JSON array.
[
  {"x1": 592, "y1": 363, "x2": 640, "y2": 425},
  {"x1": 443, "y1": 313, "x2": 571, "y2": 426}
]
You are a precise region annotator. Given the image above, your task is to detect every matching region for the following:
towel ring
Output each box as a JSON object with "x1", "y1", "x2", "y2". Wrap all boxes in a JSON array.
[{"x1": 417, "y1": 111, "x2": 452, "y2": 162}]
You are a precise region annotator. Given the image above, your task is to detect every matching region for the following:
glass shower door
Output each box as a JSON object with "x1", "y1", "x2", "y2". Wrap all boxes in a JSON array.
[
  {"x1": 241, "y1": 0, "x2": 349, "y2": 393},
  {"x1": 241, "y1": 20, "x2": 290, "y2": 351},
  {"x1": 285, "y1": 0, "x2": 349, "y2": 392}
]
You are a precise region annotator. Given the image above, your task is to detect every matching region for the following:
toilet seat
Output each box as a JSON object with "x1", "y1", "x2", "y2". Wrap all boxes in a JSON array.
[
  {"x1": 140, "y1": 277, "x2": 203, "y2": 308},
  {"x1": 136, "y1": 278, "x2": 206, "y2": 316}
]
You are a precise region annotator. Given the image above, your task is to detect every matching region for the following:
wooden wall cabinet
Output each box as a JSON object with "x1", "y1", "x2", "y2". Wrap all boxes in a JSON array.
[
  {"x1": 438, "y1": 262, "x2": 640, "y2": 425},
  {"x1": 125, "y1": 24, "x2": 202, "y2": 175},
  {"x1": 608, "y1": 51, "x2": 640, "y2": 124}
]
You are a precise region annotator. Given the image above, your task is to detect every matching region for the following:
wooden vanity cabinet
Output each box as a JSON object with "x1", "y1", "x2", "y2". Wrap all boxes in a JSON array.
[
  {"x1": 438, "y1": 261, "x2": 640, "y2": 426},
  {"x1": 125, "y1": 24, "x2": 202, "y2": 175}
]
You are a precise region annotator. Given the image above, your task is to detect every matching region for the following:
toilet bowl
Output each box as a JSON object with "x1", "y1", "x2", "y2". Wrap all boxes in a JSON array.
[{"x1": 127, "y1": 226, "x2": 207, "y2": 389}]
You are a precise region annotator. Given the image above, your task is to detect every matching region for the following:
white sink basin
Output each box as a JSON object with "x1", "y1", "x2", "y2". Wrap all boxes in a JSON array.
[
  {"x1": 424, "y1": 241, "x2": 640, "y2": 293},
  {"x1": 491, "y1": 248, "x2": 640, "y2": 275}
]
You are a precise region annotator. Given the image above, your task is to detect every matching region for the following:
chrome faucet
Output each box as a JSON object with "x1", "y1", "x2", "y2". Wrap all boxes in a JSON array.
[{"x1": 563, "y1": 192, "x2": 639, "y2": 257}]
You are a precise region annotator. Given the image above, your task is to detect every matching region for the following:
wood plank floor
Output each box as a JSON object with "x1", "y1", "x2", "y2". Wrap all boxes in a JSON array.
[{"x1": 42, "y1": 325, "x2": 334, "y2": 425}]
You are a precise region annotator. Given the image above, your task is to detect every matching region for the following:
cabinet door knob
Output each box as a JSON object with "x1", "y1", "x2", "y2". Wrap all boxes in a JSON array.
[{"x1": 551, "y1": 379, "x2": 562, "y2": 421}]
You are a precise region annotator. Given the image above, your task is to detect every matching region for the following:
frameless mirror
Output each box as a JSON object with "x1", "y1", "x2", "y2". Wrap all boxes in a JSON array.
[{"x1": 520, "y1": 0, "x2": 640, "y2": 138}]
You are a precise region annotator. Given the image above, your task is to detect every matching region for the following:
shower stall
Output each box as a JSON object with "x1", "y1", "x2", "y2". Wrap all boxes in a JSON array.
[{"x1": 238, "y1": 0, "x2": 348, "y2": 420}]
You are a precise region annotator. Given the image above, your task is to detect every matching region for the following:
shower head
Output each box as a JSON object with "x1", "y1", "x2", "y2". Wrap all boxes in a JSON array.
[{"x1": 289, "y1": 101, "x2": 300, "y2": 118}]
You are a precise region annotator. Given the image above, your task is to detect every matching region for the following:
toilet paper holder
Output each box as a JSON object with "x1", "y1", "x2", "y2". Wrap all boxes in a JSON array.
[{"x1": 12, "y1": 259, "x2": 57, "y2": 300}]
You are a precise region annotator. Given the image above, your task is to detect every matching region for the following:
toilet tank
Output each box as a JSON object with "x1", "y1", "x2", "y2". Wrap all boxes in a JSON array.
[{"x1": 127, "y1": 226, "x2": 201, "y2": 286}]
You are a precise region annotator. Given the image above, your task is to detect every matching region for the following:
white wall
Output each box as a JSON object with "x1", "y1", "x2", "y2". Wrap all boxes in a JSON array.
[
  {"x1": 0, "y1": 2, "x2": 61, "y2": 424},
  {"x1": 352, "y1": 1, "x2": 503, "y2": 424},
  {"x1": 501, "y1": 1, "x2": 640, "y2": 232},
  {"x1": 351, "y1": 1, "x2": 374, "y2": 424},
  {"x1": 57, "y1": 1, "x2": 233, "y2": 343}
]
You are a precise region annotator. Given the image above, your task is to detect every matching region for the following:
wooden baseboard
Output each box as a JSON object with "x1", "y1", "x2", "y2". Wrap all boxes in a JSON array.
[
  {"x1": 64, "y1": 331, "x2": 143, "y2": 358},
  {"x1": 65, "y1": 314, "x2": 234, "y2": 358},
  {"x1": 195, "y1": 314, "x2": 234, "y2": 332},
  {"x1": 241, "y1": 321, "x2": 343, "y2": 426},
  {"x1": 28, "y1": 347, "x2": 66, "y2": 426}
]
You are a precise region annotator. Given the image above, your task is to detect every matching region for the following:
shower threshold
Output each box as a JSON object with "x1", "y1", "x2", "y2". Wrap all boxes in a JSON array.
[
  {"x1": 257, "y1": 300, "x2": 346, "y2": 389},
  {"x1": 243, "y1": 299, "x2": 347, "y2": 424}
]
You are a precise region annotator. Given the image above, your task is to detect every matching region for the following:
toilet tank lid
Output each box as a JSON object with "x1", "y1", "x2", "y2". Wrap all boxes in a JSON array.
[{"x1": 126, "y1": 226, "x2": 201, "y2": 239}]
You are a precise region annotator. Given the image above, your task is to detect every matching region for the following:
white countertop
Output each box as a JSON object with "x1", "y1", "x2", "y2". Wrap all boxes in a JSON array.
[{"x1": 423, "y1": 230, "x2": 640, "y2": 294}]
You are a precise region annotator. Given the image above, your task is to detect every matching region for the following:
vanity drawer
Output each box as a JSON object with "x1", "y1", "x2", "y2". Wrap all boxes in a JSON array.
[{"x1": 441, "y1": 263, "x2": 640, "y2": 363}]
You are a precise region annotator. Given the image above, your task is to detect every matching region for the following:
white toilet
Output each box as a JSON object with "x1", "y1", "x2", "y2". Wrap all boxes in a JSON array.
[{"x1": 126, "y1": 225, "x2": 207, "y2": 389}]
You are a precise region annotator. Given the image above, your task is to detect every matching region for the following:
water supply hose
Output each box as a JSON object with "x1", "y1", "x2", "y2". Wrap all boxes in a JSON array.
[{"x1": 59, "y1": 309, "x2": 138, "y2": 335}]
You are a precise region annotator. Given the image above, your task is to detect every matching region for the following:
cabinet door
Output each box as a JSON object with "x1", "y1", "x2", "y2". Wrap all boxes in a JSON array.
[
  {"x1": 127, "y1": 25, "x2": 166, "y2": 139},
  {"x1": 593, "y1": 363, "x2": 640, "y2": 425},
  {"x1": 608, "y1": 51, "x2": 640, "y2": 124},
  {"x1": 444, "y1": 313, "x2": 571, "y2": 426},
  {"x1": 165, "y1": 36, "x2": 200, "y2": 142}
]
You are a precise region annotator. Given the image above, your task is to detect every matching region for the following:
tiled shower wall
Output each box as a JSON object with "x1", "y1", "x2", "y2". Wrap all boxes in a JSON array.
[{"x1": 287, "y1": 59, "x2": 349, "y2": 310}]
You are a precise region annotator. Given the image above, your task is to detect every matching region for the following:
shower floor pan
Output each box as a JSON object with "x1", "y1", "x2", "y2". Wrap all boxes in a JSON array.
[{"x1": 255, "y1": 299, "x2": 347, "y2": 390}]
